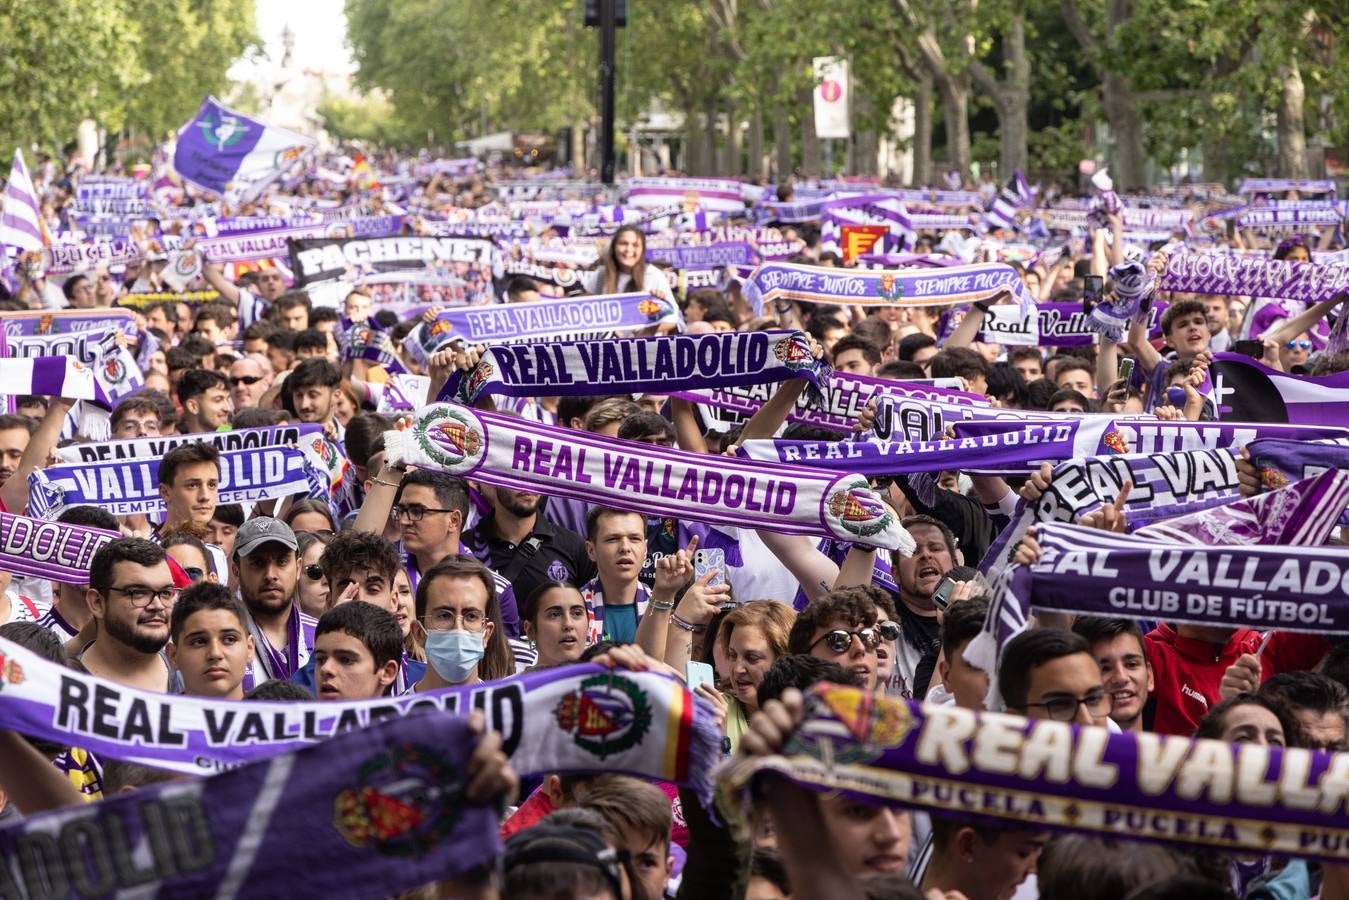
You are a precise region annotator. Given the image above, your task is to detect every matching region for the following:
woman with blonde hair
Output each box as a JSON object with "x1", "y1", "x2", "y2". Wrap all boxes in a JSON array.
[{"x1": 717, "y1": 600, "x2": 796, "y2": 751}]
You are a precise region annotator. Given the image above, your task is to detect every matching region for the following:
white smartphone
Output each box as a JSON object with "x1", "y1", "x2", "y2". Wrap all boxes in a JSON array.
[
  {"x1": 693, "y1": 548, "x2": 727, "y2": 588},
  {"x1": 685, "y1": 661, "x2": 716, "y2": 694}
]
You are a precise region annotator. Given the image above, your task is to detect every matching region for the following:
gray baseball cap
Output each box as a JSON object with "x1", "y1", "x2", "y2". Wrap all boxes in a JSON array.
[{"x1": 233, "y1": 517, "x2": 299, "y2": 557}]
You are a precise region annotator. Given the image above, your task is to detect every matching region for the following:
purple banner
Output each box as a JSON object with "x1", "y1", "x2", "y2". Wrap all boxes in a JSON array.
[
  {"x1": 0, "y1": 710, "x2": 498, "y2": 898},
  {"x1": 0, "y1": 513, "x2": 119, "y2": 585},
  {"x1": 1157, "y1": 253, "x2": 1349, "y2": 303},
  {"x1": 1211, "y1": 352, "x2": 1349, "y2": 426},
  {"x1": 646, "y1": 241, "x2": 757, "y2": 269},
  {"x1": 724, "y1": 681, "x2": 1349, "y2": 862}
]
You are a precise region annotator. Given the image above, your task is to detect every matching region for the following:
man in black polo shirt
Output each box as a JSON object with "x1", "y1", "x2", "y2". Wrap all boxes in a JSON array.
[{"x1": 463, "y1": 485, "x2": 595, "y2": 608}]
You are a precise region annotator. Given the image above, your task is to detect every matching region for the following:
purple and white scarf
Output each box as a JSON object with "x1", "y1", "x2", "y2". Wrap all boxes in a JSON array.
[
  {"x1": 646, "y1": 241, "x2": 758, "y2": 269},
  {"x1": 674, "y1": 370, "x2": 985, "y2": 435},
  {"x1": 384, "y1": 403, "x2": 914, "y2": 551},
  {"x1": 1156, "y1": 252, "x2": 1349, "y2": 303},
  {"x1": 1239, "y1": 206, "x2": 1342, "y2": 229},
  {"x1": 447, "y1": 331, "x2": 828, "y2": 405},
  {"x1": 54, "y1": 422, "x2": 323, "y2": 465},
  {"x1": 1239, "y1": 178, "x2": 1337, "y2": 195},
  {"x1": 723, "y1": 682, "x2": 1349, "y2": 863},
  {"x1": 43, "y1": 239, "x2": 145, "y2": 274},
  {"x1": 1210, "y1": 352, "x2": 1349, "y2": 426},
  {"x1": 1012, "y1": 519, "x2": 1349, "y2": 634},
  {"x1": 340, "y1": 320, "x2": 407, "y2": 373},
  {"x1": 0, "y1": 513, "x2": 119, "y2": 584},
  {"x1": 938, "y1": 300, "x2": 1168, "y2": 348},
  {"x1": 0, "y1": 357, "x2": 100, "y2": 403},
  {"x1": 403, "y1": 292, "x2": 683, "y2": 364},
  {"x1": 742, "y1": 260, "x2": 1026, "y2": 315},
  {"x1": 29, "y1": 445, "x2": 328, "y2": 519},
  {"x1": 1132, "y1": 467, "x2": 1349, "y2": 546},
  {"x1": 0, "y1": 642, "x2": 720, "y2": 804},
  {"x1": 0, "y1": 711, "x2": 500, "y2": 899}
]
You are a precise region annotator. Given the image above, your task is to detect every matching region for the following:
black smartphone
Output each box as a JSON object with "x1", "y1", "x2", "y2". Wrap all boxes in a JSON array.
[
  {"x1": 1082, "y1": 275, "x2": 1104, "y2": 313},
  {"x1": 1233, "y1": 339, "x2": 1264, "y2": 360}
]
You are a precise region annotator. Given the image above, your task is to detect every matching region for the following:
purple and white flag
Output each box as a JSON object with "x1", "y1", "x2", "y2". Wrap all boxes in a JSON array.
[
  {"x1": 0, "y1": 149, "x2": 45, "y2": 254},
  {"x1": 384, "y1": 403, "x2": 914, "y2": 551},
  {"x1": 1209, "y1": 352, "x2": 1349, "y2": 426},
  {"x1": 173, "y1": 96, "x2": 317, "y2": 202},
  {"x1": 0, "y1": 357, "x2": 99, "y2": 402}
]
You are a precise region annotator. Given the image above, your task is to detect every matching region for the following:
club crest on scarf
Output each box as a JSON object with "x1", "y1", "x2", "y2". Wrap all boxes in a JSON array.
[
  {"x1": 1101, "y1": 430, "x2": 1129, "y2": 454},
  {"x1": 638, "y1": 298, "x2": 665, "y2": 321},
  {"x1": 825, "y1": 477, "x2": 894, "y2": 539},
  {"x1": 462, "y1": 361, "x2": 495, "y2": 400},
  {"x1": 772, "y1": 335, "x2": 813, "y2": 371},
  {"x1": 785, "y1": 684, "x2": 913, "y2": 765},
  {"x1": 413, "y1": 407, "x2": 486, "y2": 473},
  {"x1": 35, "y1": 314, "x2": 56, "y2": 335},
  {"x1": 554, "y1": 673, "x2": 653, "y2": 760},
  {"x1": 333, "y1": 742, "x2": 465, "y2": 856},
  {"x1": 0, "y1": 651, "x2": 24, "y2": 693},
  {"x1": 876, "y1": 274, "x2": 905, "y2": 303}
]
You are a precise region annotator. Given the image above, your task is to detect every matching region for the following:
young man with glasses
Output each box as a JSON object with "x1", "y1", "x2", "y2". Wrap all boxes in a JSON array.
[
  {"x1": 110, "y1": 395, "x2": 162, "y2": 439},
  {"x1": 231, "y1": 517, "x2": 313, "y2": 692},
  {"x1": 78, "y1": 538, "x2": 184, "y2": 693},
  {"x1": 998, "y1": 628, "x2": 1111, "y2": 728},
  {"x1": 786, "y1": 589, "x2": 896, "y2": 691},
  {"x1": 411, "y1": 555, "x2": 511, "y2": 693}
]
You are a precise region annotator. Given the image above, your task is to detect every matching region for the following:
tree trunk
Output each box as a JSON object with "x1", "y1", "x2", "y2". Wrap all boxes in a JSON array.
[
  {"x1": 723, "y1": 100, "x2": 741, "y2": 175},
  {"x1": 800, "y1": 87, "x2": 821, "y2": 176},
  {"x1": 748, "y1": 108, "x2": 766, "y2": 181},
  {"x1": 937, "y1": 75, "x2": 971, "y2": 182},
  {"x1": 1102, "y1": 73, "x2": 1147, "y2": 190},
  {"x1": 1276, "y1": 56, "x2": 1308, "y2": 179},
  {"x1": 703, "y1": 94, "x2": 719, "y2": 176},
  {"x1": 913, "y1": 73, "x2": 933, "y2": 186},
  {"x1": 1000, "y1": 15, "x2": 1030, "y2": 175},
  {"x1": 684, "y1": 102, "x2": 704, "y2": 175},
  {"x1": 773, "y1": 100, "x2": 792, "y2": 180},
  {"x1": 571, "y1": 118, "x2": 586, "y2": 174}
]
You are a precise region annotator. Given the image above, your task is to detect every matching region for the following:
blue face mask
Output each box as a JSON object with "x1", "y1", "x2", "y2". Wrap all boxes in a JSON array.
[{"x1": 424, "y1": 629, "x2": 485, "y2": 683}]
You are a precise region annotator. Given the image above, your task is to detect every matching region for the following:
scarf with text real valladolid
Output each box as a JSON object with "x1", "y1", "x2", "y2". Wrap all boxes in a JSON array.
[
  {"x1": 0, "y1": 642, "x2": 720, "y2": 808},
  {"x1": 445, "y1": 330, "x2": 829, "y2": 406},
  {"x1": 721, "y1": 682, "x2": 1349, "y2": 864},
  {"x1": 383, "y1": 403, "x2": 914, "y2": 552}
]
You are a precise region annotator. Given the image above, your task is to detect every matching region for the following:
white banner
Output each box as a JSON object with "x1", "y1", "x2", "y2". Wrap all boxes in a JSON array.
[{"x1": 813, "y1": 57, "x2": 851, "y2": 139}]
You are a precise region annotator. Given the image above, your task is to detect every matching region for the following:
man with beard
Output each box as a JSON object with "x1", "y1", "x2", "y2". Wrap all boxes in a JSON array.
[
  {"x1": 285, "y1": 358, "x2": 342, "y2": 430},
  {"x1": 890, "y1": 515, "x2": 956, "y2": 697},
  {"x1": 230, "y1": 517, "x2": 314, "y2": 692},
  {"x1": 78, "y1": 539, "x2": 183, "y2": 692},
  {"x1": 1073, "y1": 617, "x2": 1154, "y2": 732},
  {"x1": 0, "y1": 414, "x2": 34, "y2": 491},
  {"x1": 464, "y1": 484, "x2": 594, "y2": 610}
]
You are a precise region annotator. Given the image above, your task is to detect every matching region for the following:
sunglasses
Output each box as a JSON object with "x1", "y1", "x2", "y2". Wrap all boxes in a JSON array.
[
  {"x1": 1286, "y1": 340, "x2": 1312, "y2": 351},
  {"x1": 809, "y1": 622, "x2": 901, "y2": 655},
  {"x1": 230, "y1": 375, "x2": 264, "y2": 387},
  {"x1": 304, "y1": 564, "x2": 324, "y2": 581}
]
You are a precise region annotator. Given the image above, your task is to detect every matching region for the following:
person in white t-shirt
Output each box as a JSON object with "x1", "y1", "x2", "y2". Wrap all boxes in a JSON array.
[{"x1": 581, "y1": 225, "x2": 673, "y2": 300}]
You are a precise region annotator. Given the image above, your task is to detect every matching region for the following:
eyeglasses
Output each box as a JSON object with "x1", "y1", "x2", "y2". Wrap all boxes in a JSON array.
[
  {"x1": 109, "y1": 584, "x2": 181, "y2": 607},
  {"x1": 809, "y1": 622, "x2": 900, "y2": 655},
  {"x1": 391, "y1": 503, "x2": 454, "y2": 523},
  {"x1": 1024, "y1": 690, "x2": 1112, "y2": 722},
  {"x1": 423, "y1": 607, "x2": 486, "y2": 632},
  {"x1": 1286, "y1": 340, "x2": 1312, "y2": 351},
  {"x1": 304, "y1": 564, "x2": 324, "y2": 581},
  {"x1": 230, "y1": 375, "x2": 264, "y2": 387}
]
